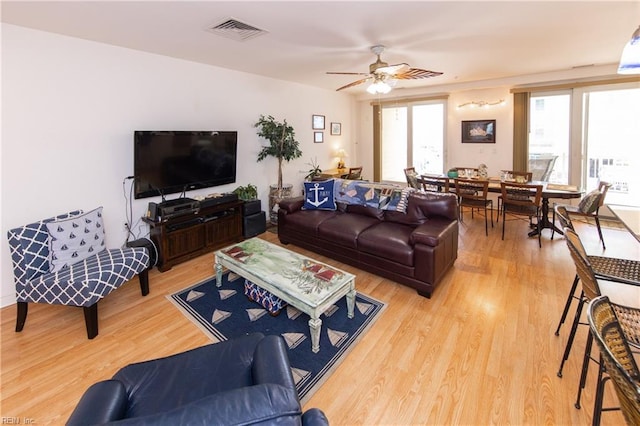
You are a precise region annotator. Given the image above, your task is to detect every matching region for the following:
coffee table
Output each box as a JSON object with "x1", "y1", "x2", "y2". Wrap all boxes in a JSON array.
[{"x1": 214, "y1": 238, "x2": 356, "y2": 353}]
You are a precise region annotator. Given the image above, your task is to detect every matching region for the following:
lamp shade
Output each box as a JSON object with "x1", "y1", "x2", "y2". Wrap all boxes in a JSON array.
[{"x1": 618, "y1": 25, "x2": 640, "y2": 74}]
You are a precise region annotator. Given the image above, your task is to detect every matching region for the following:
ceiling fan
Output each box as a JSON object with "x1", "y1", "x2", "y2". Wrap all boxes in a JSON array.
[{"x1": 327, "y1": 45, "x2": 443, "y2": 93}]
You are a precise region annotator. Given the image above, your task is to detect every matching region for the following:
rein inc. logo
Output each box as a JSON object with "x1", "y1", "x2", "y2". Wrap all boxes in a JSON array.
[{"x1": 2, "y1": 418, "x2": 35, "y2": 424}]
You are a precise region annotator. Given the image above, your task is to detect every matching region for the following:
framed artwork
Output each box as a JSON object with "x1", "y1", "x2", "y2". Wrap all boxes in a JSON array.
[
  {"x1": 461, "y1": 119, "x2": 496, "y2": 143},
  {"x1": 312, "y1": 114, "x2": 325, "y2": 130},
  {"x1": 314, "y1": 131, "x2": 324, "y2": 143},
  {"x1": 330, "y1": 122, "x2": 342, "y2": 135}
]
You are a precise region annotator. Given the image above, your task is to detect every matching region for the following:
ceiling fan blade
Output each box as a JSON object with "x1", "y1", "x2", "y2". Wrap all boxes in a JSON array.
[
  {"x1": 375, "y1": 63, "x2": 410, "y2": 75},
  {"x1": 393, "y1": 67, "x2": 443, "y2": 80},
  {"x1": 326, "y1": 71, "x2": 371, "y2": 76},
  {"x1": 336, "y1": 77, "x2": 372, "y2": 91}
]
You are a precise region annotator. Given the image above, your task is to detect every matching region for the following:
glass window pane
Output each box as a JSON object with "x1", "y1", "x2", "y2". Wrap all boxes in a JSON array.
[
  {"x1": 381, "y1": 106, "x2": 407, "y2": 182},
  {"x1": 412, "y1": 103, "x2": 445, "y2": 174},
  {"x1": 529, "y1": 94, "x2": 570, "y2": 184},
  {"x1": 585, "y1": 88, "x2": 640, "y2": 206}
]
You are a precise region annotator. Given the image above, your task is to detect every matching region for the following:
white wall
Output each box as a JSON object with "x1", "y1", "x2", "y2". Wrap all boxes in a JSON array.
[{"x1": 0, "y1": 24, "x2": 355, "y2": 307}]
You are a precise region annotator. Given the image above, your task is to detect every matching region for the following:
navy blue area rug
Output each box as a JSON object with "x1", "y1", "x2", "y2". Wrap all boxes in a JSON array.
[{"x1": 168, "y1": 272, "x2": 386, "y2": 403}]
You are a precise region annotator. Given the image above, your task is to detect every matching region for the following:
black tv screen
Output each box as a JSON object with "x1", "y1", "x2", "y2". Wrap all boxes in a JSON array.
[{"x1": 134, "y1": 131, "x2": 237, "y2": 199}]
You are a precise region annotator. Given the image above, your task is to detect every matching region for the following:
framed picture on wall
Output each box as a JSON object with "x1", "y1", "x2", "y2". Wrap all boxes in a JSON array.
[
  {"x1": 461, "y1": 119, "x2": 496, "y2": 143},
  {"x1": 314, "y1": 131, "x2": 324, "y2": 143},
  {"x1": 312, "y1": 114, "x2": 325, "y2": 130},
  {"x1": 330, "y1": 122, "x2": 341, "y2": 135}
]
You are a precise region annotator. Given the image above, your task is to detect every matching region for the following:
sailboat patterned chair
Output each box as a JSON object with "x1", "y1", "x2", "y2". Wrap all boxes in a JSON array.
[{"x1": 7, "y1": 207, "x2": 150, "y2": 339}]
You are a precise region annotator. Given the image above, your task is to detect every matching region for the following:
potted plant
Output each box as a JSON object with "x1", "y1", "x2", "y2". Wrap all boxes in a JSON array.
[
  {"x1": 232, "y1": 183, "x2": 258, "y2": 201},
  {"x1": 255, "y1": 115, "x2": 303, "y2": 223},
  {"x1": 304, "y1": 157, "x2": 322, "y2": 181}
]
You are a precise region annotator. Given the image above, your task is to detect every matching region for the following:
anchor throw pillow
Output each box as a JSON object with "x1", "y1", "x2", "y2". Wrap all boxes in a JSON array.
[
  {"x1": 303, "y1": 179, "x2": 337, "y2": 211},
  {"x1": 46, "y1": 206, "x2": 106, "y2": 273}
]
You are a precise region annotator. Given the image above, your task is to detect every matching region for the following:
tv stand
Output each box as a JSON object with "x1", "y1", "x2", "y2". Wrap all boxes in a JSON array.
[{"x1": 143, "y1": 199, "x2": 243, "y2": 272}]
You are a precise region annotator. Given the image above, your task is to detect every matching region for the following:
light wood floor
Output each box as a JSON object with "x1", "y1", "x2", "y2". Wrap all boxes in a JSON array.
[{"x1": 2, "y1": 212, "x2": 638, "y2": 425}]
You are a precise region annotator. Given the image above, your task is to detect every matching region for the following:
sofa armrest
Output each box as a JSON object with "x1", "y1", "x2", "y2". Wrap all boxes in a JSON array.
[
  {"x1": 105, "y1": 384, "x2": 302, "y2": 426},
  {"x1": 410, "y1": 219, "x2": 457, "y2": 247},
  {"x1": 253, "y1": 335, "x2": 297, "y2": 390},
  {"x1": 66, "y1": 380, "x2": 128, "y2": 425},
  {"x1": 278, "y1": 197, "x2": 305, "y2": 214},
  {"x1": 302, "y1": 408, "x2": 330, "y2": 426}
]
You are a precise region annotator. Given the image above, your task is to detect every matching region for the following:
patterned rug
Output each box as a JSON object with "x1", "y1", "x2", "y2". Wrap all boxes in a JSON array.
[{"x1": 168, "y1": 272, "x2": 386, "y2": 403}]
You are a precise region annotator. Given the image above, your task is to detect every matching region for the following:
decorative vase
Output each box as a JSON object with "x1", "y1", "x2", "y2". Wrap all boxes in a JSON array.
[
  {"x1": 447, "y1": 170, "x2": 458, "y2": 178},
  {"x1": 268, "y1": 183, "x2": 293, "y2": 225}
]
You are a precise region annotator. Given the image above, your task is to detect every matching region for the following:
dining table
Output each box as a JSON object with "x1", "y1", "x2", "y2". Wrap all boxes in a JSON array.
[{"x1": 419, "y1": 175, "x2": 584, "y2": 237}]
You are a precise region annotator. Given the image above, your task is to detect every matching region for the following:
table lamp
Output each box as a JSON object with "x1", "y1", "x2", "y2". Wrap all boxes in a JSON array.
[{"x1": 335, "y1": 149, "x2": 347, "y2": 170}]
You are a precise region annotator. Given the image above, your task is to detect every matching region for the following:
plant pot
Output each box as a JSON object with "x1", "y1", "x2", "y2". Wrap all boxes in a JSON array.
[{"x1": 268, "y1": 183, "x2": 293, "y2": 224}]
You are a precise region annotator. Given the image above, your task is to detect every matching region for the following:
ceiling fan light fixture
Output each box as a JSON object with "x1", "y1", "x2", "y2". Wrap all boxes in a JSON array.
[
  {"x1": 618, "y1": 24, "x2": 640, "y2": 74},
  {"x1": 367, "y1": 80, "x2": 392, "y2": 94}
]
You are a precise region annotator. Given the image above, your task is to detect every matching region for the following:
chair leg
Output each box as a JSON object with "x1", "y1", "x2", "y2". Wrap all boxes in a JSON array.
[
  {"x1": 15, "y1": 301, "x2": 28, "y2": 332},
  {"x1": 558, "y1": 292, "x2": 585, "y2": 378},
  {"x1": 84, "y1": 304, "x2": 98, "y2": 339},
  {"x1": 555, "y1": 275, "x2": 580, "y2": 336},
  {"x1": 537, "y1": 213, "x2": 542, "y2": 248},
  {"x1": 484, "y1": 206, "x2": 488, "y2": 236},
  {"x1": 592, "y1": 356, "x2": 608, "y2": 426},
  {"x1": 594, "y1": 216, "x2": 606, "y2": 250},
  {"x1": 551, "y1": 207, "x2": 557, "y2": 240},
  {"x1": 502, "y1": 209, "x2": 506, "y2": 240},
  {"x1": 139, "y1": 269, "x2": 150, "y2": 296},
  {"x1": 575, "y1": 330, "x2": 594, "y2": 409}
]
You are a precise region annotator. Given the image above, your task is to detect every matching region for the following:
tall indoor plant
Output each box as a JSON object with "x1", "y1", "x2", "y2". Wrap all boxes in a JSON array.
[{"x1": 254, "y1": 115, "x2": 302, "y2": 223}]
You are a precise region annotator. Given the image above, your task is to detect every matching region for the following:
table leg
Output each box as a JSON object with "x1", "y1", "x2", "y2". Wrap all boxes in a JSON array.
[
  {"x1": 528, "y1": 197, "x2": 564, "y2": 237},
  {"x1": 309, "y1": 317, "x2": 322, "y2": 353},
  {"x1": 346, "y1": 286, "x2": 356, "y2": 319},
  {"x1": 215, "y1": 260, "x2": 223, "y2": 288}
]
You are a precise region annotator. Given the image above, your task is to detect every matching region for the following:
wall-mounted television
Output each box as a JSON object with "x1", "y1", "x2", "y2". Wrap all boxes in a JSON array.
[{"x1": 134, "y1": 130, "x2": 237, "y2": 199}]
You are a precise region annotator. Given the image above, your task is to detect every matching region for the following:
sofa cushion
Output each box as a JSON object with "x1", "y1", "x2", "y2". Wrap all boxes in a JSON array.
[
  {"x1": 317, "y1": 214, "x2": 380, "y2": 248},
  {"x1": 282, "y1": 209, "x2": 338, "y2": 236},
  {"x1": 46, "y1": 207, "x2": 106, "y2": 272},
  {"x1": 357, "y1": 223, "x2": 415, "y2": 266},
  {"x1": 345, "y1": 204, "x2": 385, "y2": 220},
  {"x1": 303, "y1": 179, "x2": 336, "y2": 211}
]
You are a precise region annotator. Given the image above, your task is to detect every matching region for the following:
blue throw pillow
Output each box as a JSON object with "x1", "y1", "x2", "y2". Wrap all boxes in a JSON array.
[{"x1": 303, "y1": 179, "x2": 337, "y2": 210}]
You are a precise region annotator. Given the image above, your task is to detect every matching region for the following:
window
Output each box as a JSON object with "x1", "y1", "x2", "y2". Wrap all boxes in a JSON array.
[
  {"x1": 526, "y1": 83, "x2": 640, "y2": 207},
  {"x1": 581, "y1": 86, "x2": 640, "y2": 206},
  {"x1": 529, "y1": 92, "x2": 570, "y2": 184},
  {"x1": 380, "y1": 100, "x2": 446, "y2": 182}
]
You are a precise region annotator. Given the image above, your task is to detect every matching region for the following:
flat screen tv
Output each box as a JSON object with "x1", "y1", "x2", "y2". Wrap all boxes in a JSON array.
[{"x1": 134, "y1": 130, "x2": 237, "y2": 199}]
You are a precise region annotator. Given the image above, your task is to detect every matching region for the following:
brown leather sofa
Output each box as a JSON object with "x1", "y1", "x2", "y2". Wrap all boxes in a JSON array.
[{"x1": 277, "y1": 192, "x2": 459, "y2": 298}]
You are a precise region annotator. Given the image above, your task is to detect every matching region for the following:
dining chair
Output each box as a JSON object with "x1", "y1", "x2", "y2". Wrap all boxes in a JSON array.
[
  {"x1": 500, "y1": 182, "x2": 543, "y2": 247},
  {"x1": 556, "y1": 228, "x2": 640, "y2": 413},
  {"x1": 455, "y1": 178, "x2": 493, "y2": 236},
  {"x1": 587, "y1": 296, "x2": 640, "y2": 426},
  {"x1": 552, "y1": 181, "x2": 612, "y2": 249},
  {"x1": 496, "y1": 171, "x2": 533, "y2": 219},
  {"x1": 341, "y1": 166, "x2": 363, "y2": 180},
  {"x1": 420, "y1": 174, "x2": 450, "y2": 193},
  {"x1": 403, "y1": 167, "x2": 421, "y2": 189}
]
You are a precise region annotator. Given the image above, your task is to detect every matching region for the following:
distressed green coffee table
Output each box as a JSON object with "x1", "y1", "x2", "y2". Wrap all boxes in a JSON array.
[{"x1": 214, "y1": 238, "x2": 356, "y2": 353}]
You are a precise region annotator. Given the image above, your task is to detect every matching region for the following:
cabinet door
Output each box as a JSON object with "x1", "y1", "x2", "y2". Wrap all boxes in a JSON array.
[
  {"x1": 205, "y1": 214, "x2": 241, "y2": 247},
  {"x1": 166, "y1": 227, "x2": 205, "y2": 259}
]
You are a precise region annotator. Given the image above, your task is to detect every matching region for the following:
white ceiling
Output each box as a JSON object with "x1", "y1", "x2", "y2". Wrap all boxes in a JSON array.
[{"x1": 2, "y1": 1, "x2": 639, "y2": 93}]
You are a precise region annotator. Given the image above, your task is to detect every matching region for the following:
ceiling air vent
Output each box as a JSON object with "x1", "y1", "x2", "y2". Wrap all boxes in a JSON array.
[{"x1": 207, "y1": 18, "x2": 267, "y2": 42}]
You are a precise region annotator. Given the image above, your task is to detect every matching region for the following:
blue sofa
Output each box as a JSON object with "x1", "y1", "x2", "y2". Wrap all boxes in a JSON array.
[{"x1": 66, "y1": 333, "x2": 329, "y2": 425}]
